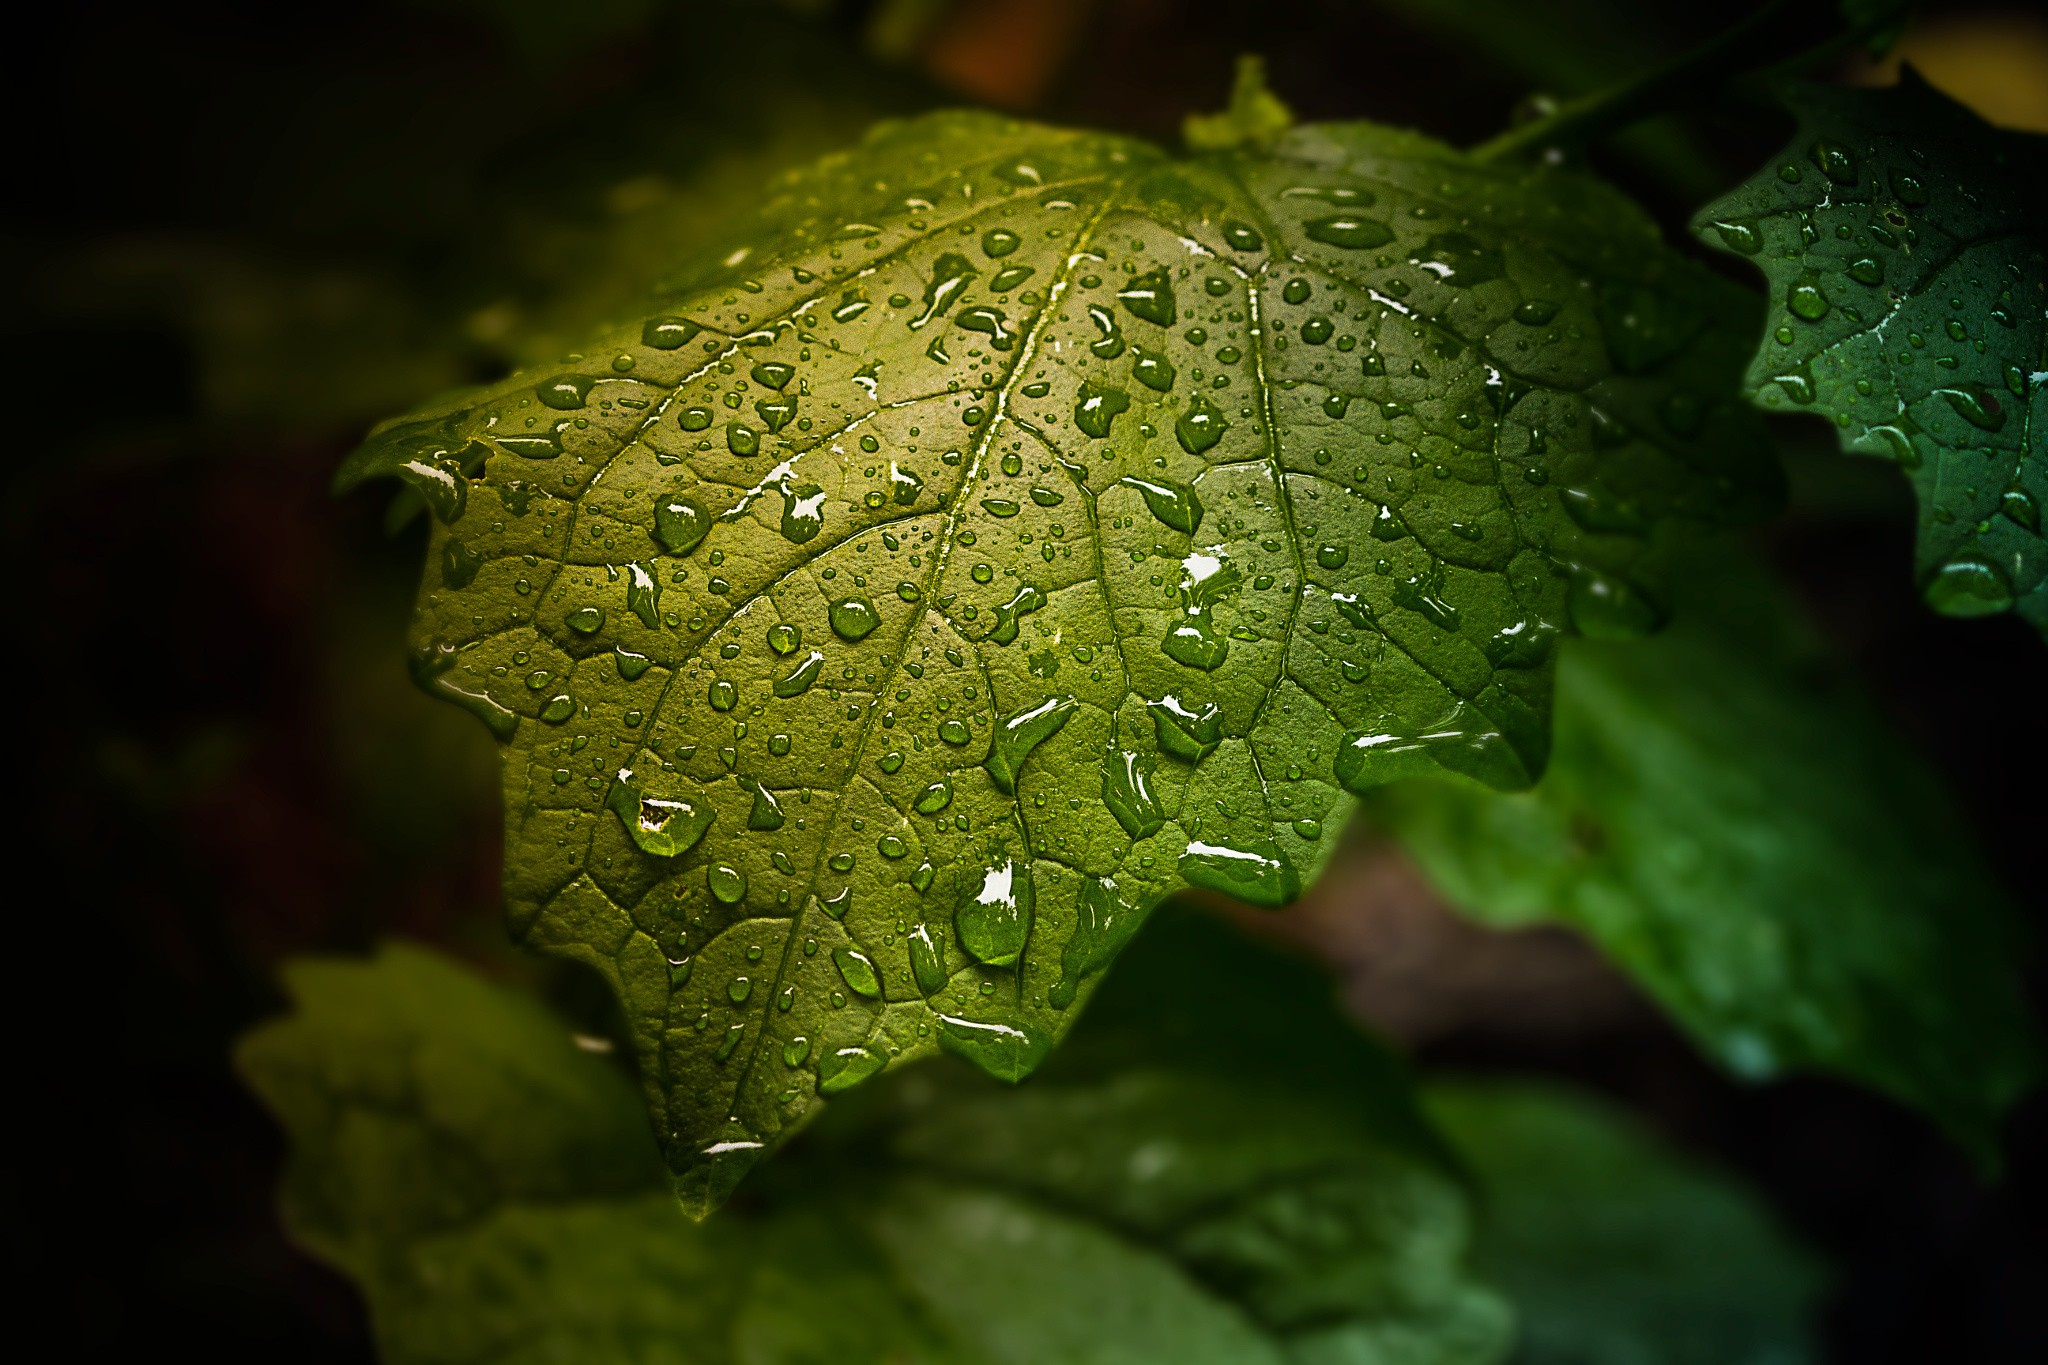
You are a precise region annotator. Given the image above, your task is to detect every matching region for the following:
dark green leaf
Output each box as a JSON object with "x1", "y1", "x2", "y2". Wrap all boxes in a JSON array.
[
  {"x1": 1367, "y1": 544, "x2": 2041, "y2": 1161},
  {"x1": 1427, "y1": 1080, "x2": 1826, "y2": 1365},
  {"x1": 341, "y1": 108, "x2": 1775, "y2": 1208},
  {"x1": 1694, "y1": 74, "x2": 2046, "y2": 630},
  {"x1": 238, "y1": 916, "x2": 1511, "y2": 1364}
]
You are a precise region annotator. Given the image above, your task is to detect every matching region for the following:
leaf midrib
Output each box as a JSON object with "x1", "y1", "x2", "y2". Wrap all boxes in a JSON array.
[{"x1": 717, "y1": 171, "x2": 1139, "y2": 1137}]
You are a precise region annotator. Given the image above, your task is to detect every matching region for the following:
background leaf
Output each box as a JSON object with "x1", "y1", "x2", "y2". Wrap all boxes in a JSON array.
[
  {"x1": 238, "y1": 913, "x2": 1513, "y2": 1365},
  {"x1": 341, "y1": 107, "x2": 1776, "y2": 1208},
  {"x1": 1694, "y1": 73, "x2": 2046, "y2": 630},
  {"x1": 1426, "y1": 1079, "x2": 1827, "y2": 1365},
  {"x1": 1365, "y1": 540, "x2": 2041, "y2": 1161}
]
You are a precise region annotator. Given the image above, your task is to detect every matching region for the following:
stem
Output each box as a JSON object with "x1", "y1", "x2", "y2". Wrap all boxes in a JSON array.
[
  {"x1": 1471, "y1": 0, "x2": 1799, "y2": 163},
  {"x1": 1740, "y1": 10, "x2": 1906, "y2": 89}
]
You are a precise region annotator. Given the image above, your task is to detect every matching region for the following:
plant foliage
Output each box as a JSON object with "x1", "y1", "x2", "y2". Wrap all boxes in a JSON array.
[
  {"x1": 342, "y1": 105, "x2": 1776, "y2": 1208},
  {"x1": 239, "y1": 917, "x2": 1514, "y2": 1364},
  {"x1": 1426, "y1": 1080, "x2": 1825, "y2": 1365},
  {"x1": 1367, "y1": 544, "x2": 2040, "y2": 1162},
  {"x1": 1696, "y1": 73, "x2": 2046, "y2": 629},
  {"x1": 240, "y1": 912, "x2": 1831, "y2": 1363}
]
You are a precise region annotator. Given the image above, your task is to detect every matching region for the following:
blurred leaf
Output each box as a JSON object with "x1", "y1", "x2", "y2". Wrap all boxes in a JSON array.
[
  {"x1": 1694, "y1": 74, "x2": 2046, "y2": 632},
  {"x1": 339, "y1": 106, "x2": 1777, "y2": 1210},
  {"x1": 1367, "y1": 543, "x2": 2041, "y2": 1162},
  {"x1": 1839, "y1": 0, "x2": 1913, "y2": 58},
  {"x1": 1183, "y1": 55, "x2": 1295, "y2": 151},
  {"x1": 239, "y1": 912, "x2": 1512, "y2": 1363},
  {"x1": 1427, "y1": 1080, "x2": 1825, "y2": 1365}
]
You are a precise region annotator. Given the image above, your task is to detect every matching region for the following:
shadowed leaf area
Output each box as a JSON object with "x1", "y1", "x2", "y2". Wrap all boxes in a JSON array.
[
  {"x1": 340, "y1": 105, "x2": 1778, "y2": 1209},
  {"x1": 1695, "y1": 72, "x2": 2046, "y2": 631},
  {"x1": 238, "y1": 913, "x2": 1515, "y2": 1364},
  {"x1": 1367, "y1": 543, "x2": 2041, "y2": 1163},
  {"x1": 1427, "y1": 1080, "x2": 1827, "y2": 1365},
  {"x1": 240, "y1": 911, "x2": 1830, "y2": 1364}
]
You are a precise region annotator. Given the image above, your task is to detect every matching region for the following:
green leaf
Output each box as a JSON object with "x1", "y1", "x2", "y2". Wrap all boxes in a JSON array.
[
  {"x1": 238, "y1": 916, "x2": 1512, "y2": 1364},
  {"x1": 1183, "y1": 55, "x2": 1296, "y2": 152},
  {"x1": 341, "y1": 108, "x2": 1776, "y2": 1209},
  {"x1": 1367, "y1": 543, "x2": 2041, "y2": 1162},
  {"x1": 1426, "y1": 1080, "x2": 1826, "y2": 1365},
  {"x1": 1694, "y1": 74, "x2": 2047, "y2": 630}
]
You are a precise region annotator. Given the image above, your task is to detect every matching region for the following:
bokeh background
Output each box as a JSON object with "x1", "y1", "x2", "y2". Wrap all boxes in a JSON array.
[{"x1": 6, "y1": 1, "x2": 2045, "y2": 1358}]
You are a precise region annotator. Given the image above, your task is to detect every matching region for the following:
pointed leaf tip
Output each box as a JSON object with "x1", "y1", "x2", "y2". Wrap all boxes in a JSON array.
[{"x1": 1184, "y1": 55, "x2": 1294, "y2": 152}]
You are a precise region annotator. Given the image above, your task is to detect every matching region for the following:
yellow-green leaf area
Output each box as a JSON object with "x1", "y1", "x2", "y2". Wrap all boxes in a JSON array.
[{"x1": 339, "y1": 109, "x2": 1773, "y2": 1211}]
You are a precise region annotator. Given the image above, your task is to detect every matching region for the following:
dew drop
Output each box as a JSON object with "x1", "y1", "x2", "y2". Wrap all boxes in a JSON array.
[
  {"x1": 986, "y1": 584, "x2": 1048, "y2": 645},
  {"x1": 1936, "y1": 383, "x2": 2006, "y2": 432},
  {"x1": 817, "y1": 1044, "x2": 885, "y2": 1094},
  {"x1": 605, "y1": 774, "x2": 713, "y2": 858},
  {"x1": 1101, "y1": 748, "x2": 1164, "y2": 840},
  {"x1": 654, "y1": 497, "x2": 711, "y2": 556},
  {"x1": 831, "y1": 946, "x2": 883, "y2": 999},
  {"x1": 829, "y1": 597, "x2": 880, "y2": 640},
  {"x1": 1117, "y1": 267, "x2": 1177, "y2": 326},
  {"x1": 537, "y1": 374, "x2": 594, "y2": 411},
  {"x1": 1178, "y1": 838, "x2": 1299, "y2": 908},
  {"x1": 1120, "y1": 475, "x2": 1203, "y2": 534},
  {"x1": 1074, "y1": 379, "x2": 1131, "y2": 438},
  {"x1": 1221, "y1": 220, "x2": 1264, "y2": 252},
  {"x1": 750, "y1": 360, "x2": 796, "y2": 391},
  {"x1": 1174, "y1": 395, "x2": 1227, "y2": 455},
  {"x1": 1132, "y1": 348, "x2": 1176, "y2": 393},
  {"x1": 912, "y1": 253, "x2": 978, "y2": 328},
  {"x1": 1304, "y1": 215, "x2": 1395, "y2": 250},
  {"x1": 1787, "y1": 272, "x2": 1830, "y2": 321},
  {"x1": 1924, "y1": 555, "x2": 2014, "y2": 616},
  {"x1": 1708, "y1": 220, "x2": 1761, "y2": 254},
  {"x1": 984, "y1": 696, "x2": 1077, "y2": 793},
  {"x1": 908, "y1": 923, "x2": 948, "y2": 995},
  {"x1": 956, "y1": 859, "x2": 1033, "y2": 967},
  {"x1": 1147, "y1": 694, "x2": 1222, "y2": 763},
  {"x1": 642, "y1": 316, "x2": 701, "y2": 350}
]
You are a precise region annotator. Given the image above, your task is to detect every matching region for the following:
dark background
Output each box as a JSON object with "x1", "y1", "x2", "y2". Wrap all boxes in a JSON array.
[{"x1": 5, "y1": 1, "x2": 2043, "y2": 1358}]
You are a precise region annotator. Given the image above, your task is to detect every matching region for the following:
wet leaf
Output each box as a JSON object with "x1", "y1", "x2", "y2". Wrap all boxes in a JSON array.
[
  {"x1": 1369, "y1": 545, "x2": 2041, "y2": 1163},
  {"x1": 1694, "y1": 74, "x2": 2046, "y2": 631},
  {"x1": 1427, "y1": 1081, "x2": 1827, "y2": 1365},
  {"x1": 238, "y1": 917, "x2": 1511, "y2": 1364},
  {"x1": 340, "y1": 109, "x2": 1774, "y2": 1209}
]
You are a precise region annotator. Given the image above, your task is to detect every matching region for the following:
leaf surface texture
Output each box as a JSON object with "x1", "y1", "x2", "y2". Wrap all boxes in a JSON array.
[
  {"x1": 342, "y1": 111, "x2": 1773, "y2": 1206},
  {"x1": 1695, "y1": 75, "x2": 2046, "y2": 628}
]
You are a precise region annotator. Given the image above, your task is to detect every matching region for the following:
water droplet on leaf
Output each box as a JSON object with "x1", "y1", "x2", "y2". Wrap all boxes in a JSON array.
[
  {"x1": 829, "y1": 597, "x2": 880, "y2": 640},
  {"x1": 984, "y1": 696, "x2": 1077, "y2": 793},
  {"x1": 956, "y1": 858, "x2": 1033, "y2": 966}
]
